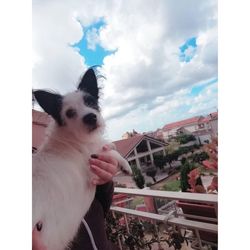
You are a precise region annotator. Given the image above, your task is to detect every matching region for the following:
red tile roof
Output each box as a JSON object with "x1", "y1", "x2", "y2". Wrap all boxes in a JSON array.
[
  {"x1": 162, "y1": 116, "x2": 203, "y2": 131},
  {"x1": 200, "y1": 117, "x2": 210, "y2": 123},
  {"x1": 113, "y1": 135, "x2": 168, "y2": 158},
  {"x1": 113, "y1": 135, "x2": 144, "y2": 158}
]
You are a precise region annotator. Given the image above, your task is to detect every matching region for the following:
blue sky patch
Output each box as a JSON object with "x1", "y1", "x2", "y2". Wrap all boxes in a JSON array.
[
  {"x1": 71, "y1": 19, "x2": 116, "y2": 66},
  {"x1": 189, "y1": 78, "x2": 218, "y2": 96},
  {"x1": 179, "y1": 37, "x2": 197, "y2": 62}
]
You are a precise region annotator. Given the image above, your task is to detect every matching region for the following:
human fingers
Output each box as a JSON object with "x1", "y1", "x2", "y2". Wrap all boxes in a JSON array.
[
  {"x1": 89, "y1": 154, "x2": 118, "y2": 174},
  {"x1": 32, "y1": 223, "x2": 47, "y2": 250},
  {"x1": 90, "y1": 164, "x2": 113, "y2": 183},
  {"x1": 102, "y1": 143, "x2": 116, "y2": 151}
]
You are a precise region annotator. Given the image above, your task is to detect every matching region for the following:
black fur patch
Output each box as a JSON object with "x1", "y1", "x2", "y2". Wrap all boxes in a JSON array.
[
  {"x1": 33, "y1": 90, "x2": 64, "y2": 126},
  {"x1": 78, "y1": 68, "x2": 99, "y2": 99},
  {"x1": 83, "y1": 95, "x2": 100, "y2": 111}
]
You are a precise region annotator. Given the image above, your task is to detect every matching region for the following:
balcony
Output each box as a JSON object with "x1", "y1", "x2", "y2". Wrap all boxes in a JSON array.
[{"x1": 110, "y1": 187, "x2": 218, "y2": 250}]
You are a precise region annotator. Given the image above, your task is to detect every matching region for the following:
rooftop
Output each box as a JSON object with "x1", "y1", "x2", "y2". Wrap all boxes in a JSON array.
[
  {"x1": 113, "y1": 135, "x2": 168, "y2": 158},
  {"x1": 162, "y1": 112, "x2": 218, "y2": 132},
  {"x1": 163, "y1": 116, "x2": 203, "y2": 131}
]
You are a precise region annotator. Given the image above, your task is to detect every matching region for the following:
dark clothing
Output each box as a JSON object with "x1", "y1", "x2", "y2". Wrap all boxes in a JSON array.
[{"x1": 69, "y1": 182, "x2": 119, "y2": 250}]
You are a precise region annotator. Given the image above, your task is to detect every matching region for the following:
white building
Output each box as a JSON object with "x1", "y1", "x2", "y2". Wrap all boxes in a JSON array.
[{"x1": 162, "y1": 112, "x2": 218, "y2": 144}]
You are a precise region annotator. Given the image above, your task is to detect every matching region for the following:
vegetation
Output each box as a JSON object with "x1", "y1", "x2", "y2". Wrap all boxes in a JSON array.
[
  {"x1": 181, "y1": 137, "x2": 218, "y2": 194},
  {"x1": 176, "y1": 134, "x2": 196, "y2": 144},
  {"x1": 153, "y1": 155, "x2": 166, "y2": 170},
  {"x1": 162, "y1": 180, "x2": 181, "y2": 192},
  {"x1": 175, "y1": 144, "x2": 200, "y2": 155},
  {"x1": 180, "y1": 161, "x2": 194, "y2": 192},
  {"x1": 131, "y1": 165, "x2": 145, "y2": 189},
  {"x1": 190, "y1": 137, "x2": 218, "y2": 193},
  {"x1": 106, "y1": 211, "x2": 189, "y2": 250},
  {"x1": 146, "y1": 168, "x2": 157, "y2": 183},
  {"x1": 189, "y1": 151, "x2": 209, "y2": 163}
]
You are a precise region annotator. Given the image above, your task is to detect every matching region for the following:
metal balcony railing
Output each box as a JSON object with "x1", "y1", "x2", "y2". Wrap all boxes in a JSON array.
[{"x1": 111, "y1": 187, "x2": 218, "y2": 250}]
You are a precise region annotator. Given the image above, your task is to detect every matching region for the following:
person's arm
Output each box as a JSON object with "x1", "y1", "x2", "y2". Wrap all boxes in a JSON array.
[
  {"x1": 89, "y1": 145, "x2": 118, "y2": 215},
  {"x1": 95, "y1": 181, "x2": 114, "y2": 216}
]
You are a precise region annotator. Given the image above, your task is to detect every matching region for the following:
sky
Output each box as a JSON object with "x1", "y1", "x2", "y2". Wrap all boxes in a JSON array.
[{"x1": 32, "y1": 0, "x2": 218, "y2": 141}]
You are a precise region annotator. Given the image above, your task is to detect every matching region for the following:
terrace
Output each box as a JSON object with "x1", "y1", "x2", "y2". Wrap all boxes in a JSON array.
[{"x1": 110, "y1": 187, "x2": 218, "y2": 250}]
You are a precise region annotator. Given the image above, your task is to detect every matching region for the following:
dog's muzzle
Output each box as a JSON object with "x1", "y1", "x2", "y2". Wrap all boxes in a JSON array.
[{"x1": 82, "y1": 113, "x2": 98, "y2": 131}]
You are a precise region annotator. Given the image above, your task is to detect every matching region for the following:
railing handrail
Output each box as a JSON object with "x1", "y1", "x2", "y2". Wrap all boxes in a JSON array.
[
  {"x1": 114, "y1": 187, "x2": 218, "y2": 205},
  {"x1": 111, "y1": 206, "x2": 218, "y2": 234}
]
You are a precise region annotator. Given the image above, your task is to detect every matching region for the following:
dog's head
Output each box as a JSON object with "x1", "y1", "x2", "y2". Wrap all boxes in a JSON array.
[{"x1": 33, "y1": 68, "x2": 105, "y2": 139}]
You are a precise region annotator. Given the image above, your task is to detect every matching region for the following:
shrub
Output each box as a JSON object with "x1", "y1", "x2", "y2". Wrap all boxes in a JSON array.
[
  {"x1": 181, "y1": 157, "x2": 187, "y2": 165},
  {"x1": 176, "y1": 134, "x2": 196, "y2": 144},
  {"x1": 131, "y1": 165, "x2": 145, "y2": 189},
  {"x1": 153, "y1": 155, "x2": 166, "y2": 169},
  {"x1": 190, "y1": 151, "x2": 209, "y2": 163},
  {"x1": 180, "y1": 162, "x2": 194, "y2": 192},
  {"x1": 146, "y1": 168, "x2": 157, "y2": 183}
]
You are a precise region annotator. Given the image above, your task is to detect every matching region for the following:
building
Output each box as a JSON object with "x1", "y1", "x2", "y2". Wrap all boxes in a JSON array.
[
  {"x1": 113, "y1": 135, "x2": 168, "y2": 172},
  {"x1": 122, "y1": 129, "x2": 140, "y2": 139},
  {"x1": 143, "y1": 128, "x2": 165, "y2": 141},
  {"x1": 208, "y1": 112, "x2": 218, "y2": 137},
  {"x1": 162, "y1": 116, "x2": 203, "y2": 139},
  {"x1": 162, "y1": 112, "x2": 218, "y2": 144}
]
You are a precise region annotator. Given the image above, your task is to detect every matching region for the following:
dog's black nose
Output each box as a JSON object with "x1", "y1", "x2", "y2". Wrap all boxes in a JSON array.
[{"x1": 82, "y1": 113, "x2": 97, "y2": 125}]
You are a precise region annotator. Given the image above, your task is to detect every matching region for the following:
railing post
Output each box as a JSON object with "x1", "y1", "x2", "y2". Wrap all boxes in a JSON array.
[
  {"x1": 124, "y1": 214, "x2": 130, "y2": 233},
  {"x1": 194, "y1": 229, "x2": 203, "y2": 250}
]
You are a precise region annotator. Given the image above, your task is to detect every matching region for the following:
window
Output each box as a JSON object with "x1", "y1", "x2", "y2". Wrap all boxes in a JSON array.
[
  {"x1": 128, "y1": 151, "x2": 135, "y2": 158},
  {"x1": 136, "y1": 140, "x2": 148, "y2": 153},
  {"x1": 150, "y1": 141, "x2": 162, "y2": 150}
]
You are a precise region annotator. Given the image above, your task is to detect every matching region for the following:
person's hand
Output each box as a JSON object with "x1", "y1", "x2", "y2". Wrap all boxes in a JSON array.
[
  {"x1": 32, "y1": 223, "x2": 47, "y2": 250},
  {"x1": 89, "y1": 144, "x2": 119, "y2": 185}
]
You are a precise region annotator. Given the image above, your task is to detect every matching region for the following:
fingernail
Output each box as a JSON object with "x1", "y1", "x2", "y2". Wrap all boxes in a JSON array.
[
  {"x1": 91, "y1": 154, "x2": 98, "y2": 159},
  {"x1": 36, "y1": 222, "x2": 42, "y2": 231}
]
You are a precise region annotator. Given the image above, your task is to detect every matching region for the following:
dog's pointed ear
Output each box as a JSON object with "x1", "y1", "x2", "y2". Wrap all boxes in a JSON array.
[
  {"x1": 33, "y1": 90, "x2": 64, "y2": 126},
  {"x1": 78, "y1": 68, "x2": 99, "y2": 98}
]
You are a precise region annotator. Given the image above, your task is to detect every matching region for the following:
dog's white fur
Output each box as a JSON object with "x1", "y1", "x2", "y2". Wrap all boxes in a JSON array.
[{"x1": 33, "y1": 70, "x2": 132, "y2": 250}]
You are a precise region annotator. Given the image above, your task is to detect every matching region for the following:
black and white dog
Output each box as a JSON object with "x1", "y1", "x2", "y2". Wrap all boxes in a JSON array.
[{"x1": 32, "y1": 68, "x2": 132, "y2": 250}]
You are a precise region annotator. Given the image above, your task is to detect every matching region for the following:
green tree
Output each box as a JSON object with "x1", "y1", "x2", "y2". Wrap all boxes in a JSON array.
[
  {"x1": 180, "y1": 161, "x2": 194, "y2": 192},
  {"x1": 165, "y1": 151, "x2": 179, "y2": 168},
  {"x1": 176, "y1": 134, "x2": 196, "y2": 144},
  {"x1": 131, "y1": 165, "x2": 145, "y2": 189},
  {"x1": 191, "y1": 151, "x2": 209, "y2": 164},
  {"x1": 153, "y1": 155, "x2": 166, "y2": 170}
]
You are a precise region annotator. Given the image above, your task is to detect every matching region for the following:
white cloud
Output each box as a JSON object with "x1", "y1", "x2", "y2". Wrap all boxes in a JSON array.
[
  {"x1": 33, "y1": 0, "x2": 217, "y2": 140},
  {"x1": 86, "y1": 28, "x2": 100, "y2": 50}
]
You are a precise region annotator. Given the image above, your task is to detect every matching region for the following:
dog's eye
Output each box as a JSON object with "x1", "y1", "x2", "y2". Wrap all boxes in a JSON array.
[{"x1": 66, "y1": 109, "x2": 77, "y2": 119}]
